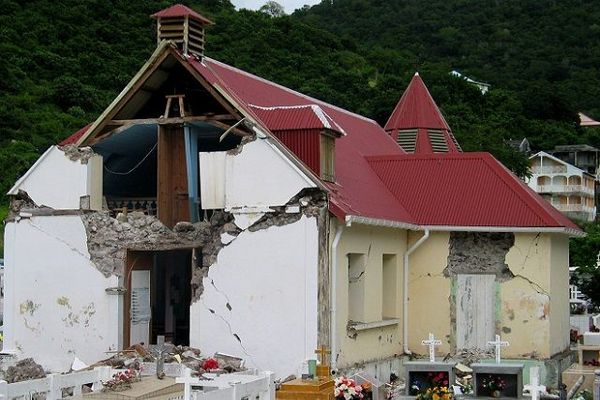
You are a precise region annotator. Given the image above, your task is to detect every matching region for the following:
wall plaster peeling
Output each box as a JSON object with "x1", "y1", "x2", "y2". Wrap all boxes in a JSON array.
[{"x1": 445, "y1": 232, "x2": 515, "y2": 280}]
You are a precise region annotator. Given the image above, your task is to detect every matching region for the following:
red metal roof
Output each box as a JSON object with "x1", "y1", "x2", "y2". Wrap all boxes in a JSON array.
[
  {"x1": 367, "y1": 153, "x2": 579, "y2": 229},
  {"x1": 151, "y1": 4, "x2": 213, "y2": 25},
  {"x1": 58, "y1": 50, "x2": 579, "y2": 232},
  {"x1": 59, "y1": 124, "x2": 91, "y2": 145},
  {"x1": 249, "y1": 104, "x2": 345, "y2": 134},
  {"x1": 193, "y1": 57, "x2": 415, "y2": 223},
  {"x1": 385, "y1": 73, "x2": 460, "y2": 154}
]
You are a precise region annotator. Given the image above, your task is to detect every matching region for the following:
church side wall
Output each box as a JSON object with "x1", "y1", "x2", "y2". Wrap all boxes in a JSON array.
[
  {"x1": 3, "y1": 216, "x2": 120, "y2": 372},
  {"x1": 407, "y1": 231, "x2": 452, "y2": 354},
  {"x1": 191, "y1": 215, "x2": 319, "y2": 379},
  {"x1": 503, "y1": 233, "x2": 552, "y2": 358},
  {"x1": 334, "y1": 224, "x2": 407, "y2": 369},
  {"x1": 407, "y1": 231, "x2": 569, "y2": 360}
]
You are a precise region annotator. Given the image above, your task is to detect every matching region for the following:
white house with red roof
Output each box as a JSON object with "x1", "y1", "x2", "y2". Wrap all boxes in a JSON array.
[{"x1": 3, "y1": 4, "x2": 581, "y2": 384}]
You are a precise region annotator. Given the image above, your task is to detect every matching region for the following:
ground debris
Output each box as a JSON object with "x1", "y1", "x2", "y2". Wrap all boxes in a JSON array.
[
  {"x1": 5, "y1": 358, "x2": 46, "y2": 383},
  {"x1": 91, "y1": 343, "x2": 245, "y2": 374}
]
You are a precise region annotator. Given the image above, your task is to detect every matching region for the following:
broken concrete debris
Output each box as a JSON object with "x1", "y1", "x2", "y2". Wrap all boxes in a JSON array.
[
  {"x1": 4, "y1": 358, "x2": 46, "y2": 383},
  {"x1": 7, "y1": 190, "x2": 39, "y2": 221},
  {"x1": 59, "y1": 145, "x2": 96, "y2": 164},
  {"x1": 91, "y1": 343, "x2": 245, "y2": 375}
]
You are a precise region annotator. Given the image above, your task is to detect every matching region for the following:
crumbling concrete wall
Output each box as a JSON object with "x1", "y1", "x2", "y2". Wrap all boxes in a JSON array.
[
  {"x1": 444, "y1": 232, "x2": 515, "y2": 280},
  {"x1": 81, "y1": 210, "x2": 239, "y2": 280}
]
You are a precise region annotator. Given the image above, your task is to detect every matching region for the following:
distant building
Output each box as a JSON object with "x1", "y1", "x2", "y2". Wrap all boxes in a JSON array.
[
  {"x1": 506, "y1": 138, "x2": 531, "y2": 155},
  {"x1": 550, "y1": 144, "x2": 600, "y2": 177},
  {"x1": 449, "y1": 70, "x2": 490, "y2": 94},
  {"x1": 579, "y1": 112, "x2": 600, "y2": 128},
  {"x1": 528, "y1": 151, "x2": 597, "y2": 222}
]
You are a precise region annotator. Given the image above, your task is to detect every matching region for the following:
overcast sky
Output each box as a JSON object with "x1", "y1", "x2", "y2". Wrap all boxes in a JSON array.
[{"x1": 231, "y1": 0, "x2": 321, "y2": 13}]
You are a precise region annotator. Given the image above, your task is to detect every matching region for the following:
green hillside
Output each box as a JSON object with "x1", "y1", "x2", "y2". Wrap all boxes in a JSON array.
[{"x1": 1, "y1": 0, "x2": 599, "y2": 204}]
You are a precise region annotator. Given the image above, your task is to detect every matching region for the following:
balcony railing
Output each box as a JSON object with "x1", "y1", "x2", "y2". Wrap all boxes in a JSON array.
[
  {"x1": 553, "y1": 204, "x2": 596, "y2": 214},
  {"x1": 106, "y1": 197, "x2": 157, "y2": 216},
  {"x1": 536, "y1": 184, "x2": 594, "y2": 196},
  {"x1": 531, "y1": 166, "x2": 568, "y2": 174}
]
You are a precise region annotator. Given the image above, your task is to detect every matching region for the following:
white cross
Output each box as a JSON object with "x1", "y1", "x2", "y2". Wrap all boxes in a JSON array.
[
  {"x1": 524, "y1": 367, "x2": 546, "y2": 400},
  {"x1": 570, "y1": 285, "x2": 583, "y2": 300},
  {"x1": 487, "y1": 334, "x2": 509, "y2": 364},
  {"x1": 421, "y1": 333, "x2": 442, "y2": 362}
]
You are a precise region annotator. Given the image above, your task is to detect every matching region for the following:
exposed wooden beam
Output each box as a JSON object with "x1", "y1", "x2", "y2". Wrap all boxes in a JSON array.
[
  {"x1": 206, "y1": 120, "x2": 249, "y2": 137},
  {"x1": 106, "y1": 114, "x2": 235, "y2": 126}
]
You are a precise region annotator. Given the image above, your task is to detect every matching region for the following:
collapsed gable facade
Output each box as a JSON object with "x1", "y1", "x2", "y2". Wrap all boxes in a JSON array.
[{"x1": 4, "y1": 5, "x2": 581, "y2": 384}]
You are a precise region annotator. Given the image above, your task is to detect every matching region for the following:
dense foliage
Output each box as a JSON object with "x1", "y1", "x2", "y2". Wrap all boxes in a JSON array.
[{"x1": 1, "y1": 0, "x2": 600, "y2": 255}]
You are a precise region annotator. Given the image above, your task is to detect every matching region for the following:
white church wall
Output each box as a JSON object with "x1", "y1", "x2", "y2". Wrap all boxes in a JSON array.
[
  {"x1": 226, "y1": 139, "x2": 315, "y2": 210},
  {"x1": 191, "y1": 215, "x2": 319, "y2": 379},
  {"x1": 8, "y1": 146, "x2": 102, "y2": 210},
  {"x1": 3, "y1": 215, "x2": 119, "y2": 372}
]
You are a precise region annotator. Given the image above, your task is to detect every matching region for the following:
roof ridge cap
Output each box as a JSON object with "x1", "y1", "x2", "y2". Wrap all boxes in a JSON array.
[{"x1": 203, "y1": 57, "x2": 381, "y2": 126}]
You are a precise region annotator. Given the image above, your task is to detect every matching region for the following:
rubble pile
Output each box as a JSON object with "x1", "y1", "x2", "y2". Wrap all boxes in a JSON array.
[
  {"x1": 4, "y1": 358, "x2": 46, "y2": 383},
  {"x1": 92, "y1": 343, "x2": 245, "y2": 375}
]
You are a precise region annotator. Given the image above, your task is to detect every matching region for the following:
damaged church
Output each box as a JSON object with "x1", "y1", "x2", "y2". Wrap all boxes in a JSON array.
[{"x1": 3, "y1": 4, "x2": 582, "y2": 385}]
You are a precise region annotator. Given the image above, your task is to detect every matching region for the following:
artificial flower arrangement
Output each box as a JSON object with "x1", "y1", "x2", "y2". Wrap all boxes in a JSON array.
[
  {"x1": 202, "y1": 357, "x2": 219, "y2": 371},
  {"x1": 102, "y1": 368, "x2": 141, "y2": 392},
  {"x1": 409, "y1": 372, "x2": 450, "y2": 396},
  {"x1": 334, "y1": 377, "x2": 366, "y2": 399},
  {"x1": 415, "y1": 385, "x2": 453, "y2": 400},
  {"x1": 480, "y1": 375, "x2": 507, "y2": 396}
]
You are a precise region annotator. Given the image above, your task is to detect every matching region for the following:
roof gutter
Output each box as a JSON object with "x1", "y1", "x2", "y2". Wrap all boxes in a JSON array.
[
  {"x1": 422, "y1": 225, "x2": 585, "y2": 237},
  {"x1": 403, "y1": 229, "x2": 430, "y2": 355},
  {"x1": 345, "y1": 215, "x2": 420, "y2": 231}
]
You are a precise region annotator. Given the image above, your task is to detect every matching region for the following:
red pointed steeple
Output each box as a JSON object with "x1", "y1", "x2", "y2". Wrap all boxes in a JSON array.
[{"x1": 385, "y1": 72, "x2": 461, "y2": 154}]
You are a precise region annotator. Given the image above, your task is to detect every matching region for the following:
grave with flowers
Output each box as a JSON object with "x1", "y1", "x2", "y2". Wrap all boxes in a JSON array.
[
  {"x1": 404, "y1": 333, "x2": 455, "y2": 397},
  {"x1": 471, "y1": 335, "x2": 523, "y2": 398}
]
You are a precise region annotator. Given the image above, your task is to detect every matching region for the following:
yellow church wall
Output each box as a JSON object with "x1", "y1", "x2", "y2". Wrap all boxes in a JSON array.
[
  {"x1": 406, "y1": 231, "x2": 452, "y2": 354},
  {"x1": 405, "y1": 231, "x2": 569, "y2": 360},
  {"x1": 500, "y1": 233, "x2": 569, "y2": 359},
  {"x1": 333, "y1": 223, "x2": 407, "y2": 368},
  {"x1": 331, "y1": 224, "x2": 569, "y2": 368}
]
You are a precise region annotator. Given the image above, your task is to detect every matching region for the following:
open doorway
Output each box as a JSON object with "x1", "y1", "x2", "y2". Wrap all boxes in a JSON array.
[{"x1": 126, "y1": 249, "x2": 193, "y2": 347}]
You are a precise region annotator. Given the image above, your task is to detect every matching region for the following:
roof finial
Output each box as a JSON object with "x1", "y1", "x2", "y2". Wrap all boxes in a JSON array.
[{"x1": 414, "y1": 71, "x2": 419, "y2": 76}]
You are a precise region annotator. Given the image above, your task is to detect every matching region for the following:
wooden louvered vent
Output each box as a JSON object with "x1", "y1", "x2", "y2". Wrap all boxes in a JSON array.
[
  {"x1": 396, "y1": 129, "x2": 418, "y2": 153},
  {"x1": 428, "y1": 129, "x2": 449, "y2": 152},
  {"x1": 156, "y1": 16, "x2": 206, "y2": 57}
]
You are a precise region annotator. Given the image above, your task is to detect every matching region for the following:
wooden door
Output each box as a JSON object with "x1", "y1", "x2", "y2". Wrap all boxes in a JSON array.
[{"x1": 157, "y1": 125, "x2": 190, "y2": 228}]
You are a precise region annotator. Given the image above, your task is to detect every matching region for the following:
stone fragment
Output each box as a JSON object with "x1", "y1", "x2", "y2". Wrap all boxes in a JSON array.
[{"x1": 5, "y1": 358, "x2": 46, "y2": 383}]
